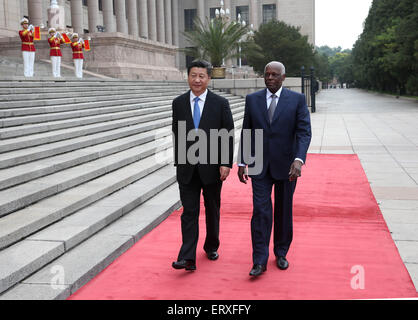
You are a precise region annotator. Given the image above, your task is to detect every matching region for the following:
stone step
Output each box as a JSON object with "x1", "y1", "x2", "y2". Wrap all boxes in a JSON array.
[
  {"x1": 0, "y1": 107, "x2": 171, "y2": 139},
  {"x1": 0, "y1": 95, "x2": 242, "y2": 121},
  {"x1": 0, "y1": 89, "x2": 187, "y2": 109},
  {"x1": 0, "y1": 107, "x2": 245, "y2": 170},
  {"x1": 0, "y1": 85, "x2": 190, "y2": 102},
  {"x1": 0, "y1": 148, "x2": 174, "y2": 250},
  {"x1": 0, "y1": 127, "x2": 171, "y2": 190},
  {"x1": 0, "y1": 110, "x2": 172, "y2": 151},
  {"x1": 0, "y1": 165, "x2": 177, "y2": 296},
  {"x1": 0, "y1": 82, "x2": 188, "y2": 93},
  {"x1": 0, "y1": 93, "x2": 181, "y2": 117},
  {"x1": 0, "y1": 136, "x2": 174, "y2": 218},
  {"x1": 0, "y1": 80, "x2": 187, "y2": 89},
  {"x1": 0, "y1": 117, "x2": 172, "y2": 168},
  {"x1": 0, "y1": 89, "x2": 238, "y2": 115},
  {"x1": 0, "y1": 85, "x2": 187, "y2": 96},
  {"x1": 0, "y1": 102, "x2": 245, "y2": 153},
  {"x1": 0, "y1": 183, "x2": 180, "y2": 300}
]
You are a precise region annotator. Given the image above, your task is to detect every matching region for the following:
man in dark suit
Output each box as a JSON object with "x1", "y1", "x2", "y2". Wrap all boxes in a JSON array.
[
  {"x1": 172, "y1": 60, "x2": 235, "y2": 271},
  {"x1": 238, "y1": 61, "x2": 311, "y2": 276}
]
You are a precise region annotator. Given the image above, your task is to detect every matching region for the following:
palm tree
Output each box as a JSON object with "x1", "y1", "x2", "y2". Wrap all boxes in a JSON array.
[{"x1": 182, "y1": 17, "x2": 249, "y2": 68}]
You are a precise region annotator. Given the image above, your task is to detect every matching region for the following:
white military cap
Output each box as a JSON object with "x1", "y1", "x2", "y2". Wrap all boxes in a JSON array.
[
  {"x1": 48, "y1": 28, "x2": 56, "y2": 33},
  {"x1": 20, "y1": 18, "x2": 29, "y2": 25}
]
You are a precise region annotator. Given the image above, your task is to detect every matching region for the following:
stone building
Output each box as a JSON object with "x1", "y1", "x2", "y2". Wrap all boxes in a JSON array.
[{"x1": 0, "y1": 0, "x2": 315, "y2": 79}]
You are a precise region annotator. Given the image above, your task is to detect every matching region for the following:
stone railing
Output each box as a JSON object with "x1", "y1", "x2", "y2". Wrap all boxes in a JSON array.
[{"x1": 210, "y1": 77, "x2": 308, "y2": 97}]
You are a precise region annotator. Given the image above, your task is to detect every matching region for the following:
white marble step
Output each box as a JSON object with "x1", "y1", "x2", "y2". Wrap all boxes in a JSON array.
[
  {"x1": 0, "y1": 165, "x2": 177, "y2": 296},
  {"x1": 0, "y1": 148, "x2": 174, "y2": 250},
  {"x1": 0, "y1": 128, "x2": 171, "y2": 190},
  {"x1": 0, "y1": 137, "x2": 174, "y2": 217},
  {"x1": 0, "y1": 100, "x2": 245, "y2": 153},
  {"x1": 0, "y1": 183, "x2": 180, "y2": 300}
]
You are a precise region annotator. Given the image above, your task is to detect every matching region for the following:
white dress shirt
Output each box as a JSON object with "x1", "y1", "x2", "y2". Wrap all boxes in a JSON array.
[
  {"x1": 190, "y1": 89, "x2": 208, "y2": 118},
  {"x1": 266, "y1": 87, "x2": 283, "y2": 110}
]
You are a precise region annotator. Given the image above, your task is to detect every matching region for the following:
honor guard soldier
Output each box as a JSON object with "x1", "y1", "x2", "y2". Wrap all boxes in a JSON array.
[
  {"x1": 19, "y1": 18, "x2": 36, "y2": 77},
  {"x1": 71, "y1": 33, "x2": 84, "y2": 79},
  {"x1": 48, "y1": 28, "x2": 65, "y2": 78}
]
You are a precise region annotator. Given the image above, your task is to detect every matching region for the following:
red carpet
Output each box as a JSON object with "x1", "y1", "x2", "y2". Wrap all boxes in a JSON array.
[{"x1": 69, "y1": 154, "x2": 418, "y2": 300}]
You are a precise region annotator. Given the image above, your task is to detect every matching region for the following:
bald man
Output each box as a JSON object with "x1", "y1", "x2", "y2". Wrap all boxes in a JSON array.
[{"x1": 238, "y1": 61, "x2": 311, "y2": 276}]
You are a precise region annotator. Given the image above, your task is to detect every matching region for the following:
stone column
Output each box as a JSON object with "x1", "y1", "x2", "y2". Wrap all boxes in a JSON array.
[
  {"x1": 224, "y1": 0, "x2": 233, "y2": 67},
  {"x1": 172, "y1": 0, "x2": 180, "y2": 68},
  {"x1": 197, "y1": 0, "x2": 205, "y2": 23},
  {"x1": 164, "y1": 0, "x2": 172, "y2": 44},
  {"x1": 172, "y1": 0, "x2": 179, "y2": 46},
  {"x1": 127, "y1": 0, "x2": 138, "y2": 36},
  {"x1": 70, "y1": 0, "x2": 83, "y2": 35},
  {"x1": 102, "y1": 0, "x2": 115, "y2": 32},
  {"x1": 250, "y1": 0, "x2": 258, "y2": 29},
  {"x1": 147, "y1": 0, "x2": 157, "y2": 41},
  {"x1": 28, "y1": 0, "x2": 43, "y2": 26},
  {"x1": 138, "y1": 0, "x2": 148, "y2": 38},
  {"x1": 156, "y1": 0, "x2": 165, "y2": 43},
  {"x1": 115, "y1": 0, "x2": 128, "y2": 34},
  {"x1": 87, "y1": 0, "x2": 99, "y2": 33},
  {"x1": 48, "y1": 0, "x2": 64, "y2": 30}
]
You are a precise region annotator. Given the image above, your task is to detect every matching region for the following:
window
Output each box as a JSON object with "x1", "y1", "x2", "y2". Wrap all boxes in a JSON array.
[
  {"x1": 236, "y1": 6, "x2": 249, "y2": 24},
  {"x1": 210, "y1": 7, "x2": 221, "y2": 20},
  {"x1": 82, "y1": 0, "x2": 87, "y2": 6},
  {"x1": 184, "y1": 9, "x2": 197, "y2": 32},
  {"x1": 262, "y1": 4, "x2": 277, "y2": 24}
]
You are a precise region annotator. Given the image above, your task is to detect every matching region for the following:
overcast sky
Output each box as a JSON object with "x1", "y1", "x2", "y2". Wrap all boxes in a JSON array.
[{"x1": 315, "y1": 0, "x2": 373, "y2": 50}]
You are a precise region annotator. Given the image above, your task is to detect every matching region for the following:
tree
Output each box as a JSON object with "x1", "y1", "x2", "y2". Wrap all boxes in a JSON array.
[
  {"x1": 313, "y1": 51, "x2": 331, "y2": 83},
  {"x1": 329, "y1": 52, "x2": 354, "y2": 85},
  {"x1": 352, "y1": 0, "x2": 418, "y2": 95},
  {"x1": 182, "y1": 17, "x2": 249, "y2": 67},
  {"x1": 242, "y1": 21, "x2": 315, "y2": 76}
]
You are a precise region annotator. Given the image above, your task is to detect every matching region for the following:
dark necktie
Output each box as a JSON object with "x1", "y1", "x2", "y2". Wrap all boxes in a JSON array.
[
  {"x1": 193, "y1": 96, "x2": 200, "y2": 129},
  {"x1": 268, "y1": 94, "x2": 277, "y2": 123}
]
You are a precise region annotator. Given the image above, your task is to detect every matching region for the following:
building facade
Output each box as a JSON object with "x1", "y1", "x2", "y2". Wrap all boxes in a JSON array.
[{"x1": 0, "y1": 0, "x2": 315, "y2": 78}]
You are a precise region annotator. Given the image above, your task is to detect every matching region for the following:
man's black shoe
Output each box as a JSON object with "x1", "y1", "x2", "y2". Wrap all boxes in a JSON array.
[
  {"x1": 206, "y1": 251, "x2": 219, "y2": 260},
  {"x1": 276, "y1": 256, "x2": 289, "y2": 270},
  {"x1": 172, "y1": 259, "x2": 196, "y2": 271},
  {"x1": 249, "y1": 264, "x2": 266, "y2": 277}
]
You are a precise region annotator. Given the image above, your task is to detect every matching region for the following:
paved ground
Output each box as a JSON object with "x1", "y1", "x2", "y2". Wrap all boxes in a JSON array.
[{"x1": 310, "y1": 88, "x2": 418, "y2": 293}]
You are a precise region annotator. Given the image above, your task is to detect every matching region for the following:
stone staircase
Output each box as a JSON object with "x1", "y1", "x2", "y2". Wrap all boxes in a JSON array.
[
  {"x1": 0, "y1": 79, "x2": 245, "y2": 300},
  {"x1": 0, "y1": 56, "x2": 105, "y2": 79}
]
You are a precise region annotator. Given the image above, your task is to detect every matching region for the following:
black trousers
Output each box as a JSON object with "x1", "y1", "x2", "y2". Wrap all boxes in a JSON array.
[{"x1": 177, "y1": 167, "x2": 223, "y2": 262}]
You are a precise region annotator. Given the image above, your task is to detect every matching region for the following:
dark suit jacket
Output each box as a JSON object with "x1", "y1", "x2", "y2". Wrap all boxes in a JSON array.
[
  {"x1": 240, "y1": 87, "x2": 311, "y2": 180},
  {"x1": 172, "y1": 89, "x2": 235, "y2": 185}
]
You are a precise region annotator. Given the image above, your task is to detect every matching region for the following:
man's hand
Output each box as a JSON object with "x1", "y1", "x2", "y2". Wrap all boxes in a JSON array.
[
  {"x1": 289, "y1": 160, "x2": 303, "y2": 181},
  {"x1": 238, "y1": 166, "x2": 248, "y2": 184},
  {"x1": 220, "y1": 166, "x2": 231, "y2": 181}
]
